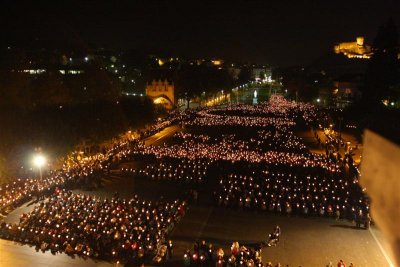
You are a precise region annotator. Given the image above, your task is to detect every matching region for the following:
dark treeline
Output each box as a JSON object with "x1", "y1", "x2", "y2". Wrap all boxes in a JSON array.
[
  {"x1": 0, "y1": 93, "x2": 156, "y2": 181},
  {"x1": 0, "y1": 68, "x2": 120, "y2": 109},
  {"x1": 0, "y1": 44, "x2": 161, "y2": 180},
  {"x1": 175, "y1": 64, "x2": 235, "y2": 97},
  {"x1": 144, "y1": 63, "x2": 237, "y2": 100}
]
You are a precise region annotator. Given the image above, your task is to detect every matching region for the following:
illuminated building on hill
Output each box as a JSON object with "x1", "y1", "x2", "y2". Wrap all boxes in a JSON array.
[{"x1": 334, "y1": 37, "x2": 373, "y2": 59}]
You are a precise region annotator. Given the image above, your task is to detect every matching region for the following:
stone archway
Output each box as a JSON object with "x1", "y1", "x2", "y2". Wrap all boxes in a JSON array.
[{"x1": 151, "y1": 94, "x2": 174, "y2": 109}]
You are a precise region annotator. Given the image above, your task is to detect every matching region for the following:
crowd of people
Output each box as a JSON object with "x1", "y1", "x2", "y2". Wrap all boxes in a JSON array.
[
  {"x1": 0, "y1": 189, "x2": 185, "y2": 264},
  {"x1": 203, "y1": 94, "x2": 317, "y2": 122},
  {"x1": 183, "y1": 238, "x2": 294, "y2": 267},
  {"x1": 186, "y1": 111, "x2": 296, "y2": 129},
  {"x1": 121, "y1": 157, "x2": 210, "y2": 184},
  {"x1": 0, "y1": 94, "x2": 370, "y2": 265},
  {"x1": 183, "y1": 239, "x2": 264, "y2": 267},
  {"x1": 184, "y1": 96, "x2": 316, "y2": 131},
  {"x1": 0, "y1": 140, "x2": 127, "y2": 216},
  {"x1": 214, "y1": 170, "x2": 369, "y2": 221},
  {"x1": 106, "y1": 95, "x2": 367, "y2": 224},
  {"x1": 0, "y1": 114, "x2": 191, "y2": 265},
  {"x1": 173, "y1": 131, "x2": 307, "y2": 153},
  {"x1": 136, "y1": 136, "x2": 341, "y2": 172},
  {"x1": 0, "y1": 165, "x2": 104, "y2": 217},
  {"x1": 0, "y1": 121, "x2": 166, "y2": 217}
]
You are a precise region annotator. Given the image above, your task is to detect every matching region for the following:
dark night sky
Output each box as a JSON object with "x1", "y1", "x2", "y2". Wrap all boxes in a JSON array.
[{"x1": 1, "y1": 0, "x2": 400, "y2": 66}]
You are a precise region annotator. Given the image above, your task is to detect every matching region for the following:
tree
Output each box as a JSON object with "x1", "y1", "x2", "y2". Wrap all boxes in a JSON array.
[
  {"x1": 259, "y1": 71, "x2": 265, "y2": 81},
  {"x1": 238, "y1": 67, "x2": 252, "y2": 84},
  {"x1": 363, "y1": 18, "x2": 400, "y2": 104},
  {"x1": 174, "y1": 65, "x2": 234, "y2": 104}
]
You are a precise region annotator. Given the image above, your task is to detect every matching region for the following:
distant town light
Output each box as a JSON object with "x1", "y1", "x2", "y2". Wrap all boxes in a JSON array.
[
  {"x1": 211, "y1": 59, "x2": 223, "y2": 66},
  {"x1": 317, "y1": 98, "x2": 321, "y2": 103}
]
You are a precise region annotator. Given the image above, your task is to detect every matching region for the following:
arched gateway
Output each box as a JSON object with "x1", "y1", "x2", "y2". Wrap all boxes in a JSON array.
[{"x1": 145, "y1": 79, "x2": 175, "y2": 109}]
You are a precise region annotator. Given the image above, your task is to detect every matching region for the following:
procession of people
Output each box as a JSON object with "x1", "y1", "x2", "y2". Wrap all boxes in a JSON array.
[
  {"x1": 0, "y1": 188, "x2": 185, "y2": 264},
  {"x1": 0, "y1": 94, "x2": 370, "y2": 266}
]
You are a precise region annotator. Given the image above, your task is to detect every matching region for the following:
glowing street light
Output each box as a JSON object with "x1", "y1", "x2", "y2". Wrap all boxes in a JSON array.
[
  {"x1": 33, "y1": 154, "x2": 46, "y2": 168},
  {"x1": 33, "y1": 154, "x2": 46, "y2": 181}
]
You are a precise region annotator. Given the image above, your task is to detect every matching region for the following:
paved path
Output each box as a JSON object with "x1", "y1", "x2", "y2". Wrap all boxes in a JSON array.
[
  {"x1": 298, "y1": 127, "x2": 363, "y2": 164},
  {"x1": 167, "y1": 207, "x2": 393, "y2": 267},
  {"x1": 144, "y1": 125, "x2": 181, "y2": 146}
]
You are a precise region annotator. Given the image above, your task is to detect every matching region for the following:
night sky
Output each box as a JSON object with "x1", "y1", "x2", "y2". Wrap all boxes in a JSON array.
[{"x1": 1, "y1": 0, "x2": 399, "y2": 66}]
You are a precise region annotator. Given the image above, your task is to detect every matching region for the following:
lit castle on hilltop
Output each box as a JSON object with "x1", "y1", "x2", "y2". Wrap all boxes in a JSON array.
[{"x1": 334, "y1": 37, "x2": 373, "y2": 59}]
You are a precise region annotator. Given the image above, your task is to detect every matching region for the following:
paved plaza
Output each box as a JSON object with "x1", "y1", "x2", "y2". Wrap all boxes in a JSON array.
[
  {"x1": 0, "y1": 125, "x2": 395, "y2": 267},
  {"x1": 1, "y1": 198, "x2": 393, "y2": 267}
]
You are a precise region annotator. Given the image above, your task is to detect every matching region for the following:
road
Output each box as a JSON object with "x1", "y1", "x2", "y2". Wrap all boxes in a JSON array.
[{"x1": 144, "y1": 125, "x2": 181, "y2": 146}]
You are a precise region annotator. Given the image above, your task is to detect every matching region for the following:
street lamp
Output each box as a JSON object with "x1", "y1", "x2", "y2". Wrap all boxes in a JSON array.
[{"x1": 33, "y1": 154, "x2": 46, "y2": 181}]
